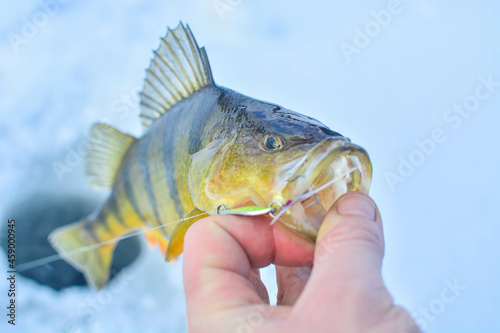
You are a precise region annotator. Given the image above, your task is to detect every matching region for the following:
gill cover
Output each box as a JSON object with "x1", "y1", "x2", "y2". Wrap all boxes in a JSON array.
[{"x1": 188, "y1": 133, "x2": 240, "y2": 212}]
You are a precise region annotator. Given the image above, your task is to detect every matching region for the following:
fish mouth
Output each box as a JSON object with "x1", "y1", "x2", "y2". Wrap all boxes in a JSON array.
[{"x1": 277, "y1": 138, "x2": 372, "y2": 241}]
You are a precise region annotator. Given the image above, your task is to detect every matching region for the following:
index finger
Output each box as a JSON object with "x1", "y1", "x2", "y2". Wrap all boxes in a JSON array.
[{"x1": 182, "y1": 214, "x2": 314, "y2": 317}]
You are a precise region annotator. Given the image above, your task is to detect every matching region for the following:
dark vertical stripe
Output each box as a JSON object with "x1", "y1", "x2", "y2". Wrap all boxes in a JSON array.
[
  {"x1": 137, "y1": 133, "x2": 163, "y2": 226},
  {"x1": 108, "y1": 192, "x2": 125, "y2": 226},
  {"x1": 188, "y1": 107, "x2": 214, "y2": 155},
  {"x1": 146, "y1": 119, "x2": 172, "y2": 240},
  {"x1": 84, "y1": 217, "x2": 100, "y2": 242},
  {"x1": 97, "y1": 204, "x2": 112, "y2": 233},
  {"x1": 123, "y1": 150, "x2": 146, "y2": 222},
  {"x1": 188, "y1": 87, "x2": 221, "y2": 155},
  {"x1": 161, "y1": 110, "x2": 185, "y2": 218}
]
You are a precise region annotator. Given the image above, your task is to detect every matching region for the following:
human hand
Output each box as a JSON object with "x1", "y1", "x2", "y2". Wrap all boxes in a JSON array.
[{"x1": 183, "y1": 192, "x2": 421, "y2": 333}]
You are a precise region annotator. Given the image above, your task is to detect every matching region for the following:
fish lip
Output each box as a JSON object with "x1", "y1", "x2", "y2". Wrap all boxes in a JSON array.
[
  {"x1": 278, "y1": 138, "x2": 348, "y2": 180},
  {"x1": 270, "y1": 137, "x2": 371, "y2": 241},
  {"x1": 282, "y1": 137, "x2": 356, "y2": 183},
  {"x1": 280, "y1": 137, "x2": 372, "y2": 210}
]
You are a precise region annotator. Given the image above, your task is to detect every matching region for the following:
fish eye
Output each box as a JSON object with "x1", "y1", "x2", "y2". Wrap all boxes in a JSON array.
[{"x1": 264, "y1": 134, "x2": 284, "y2": 151}]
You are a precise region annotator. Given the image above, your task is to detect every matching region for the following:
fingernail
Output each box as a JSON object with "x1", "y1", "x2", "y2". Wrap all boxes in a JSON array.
[{"x1": 335, "y1": 194, "x2": 376, "y2": 221}]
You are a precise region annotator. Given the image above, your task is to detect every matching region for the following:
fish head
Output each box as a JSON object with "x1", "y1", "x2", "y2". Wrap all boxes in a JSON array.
[{"x1": 188, "y1": 94, "x2": 372, "y2": 241}]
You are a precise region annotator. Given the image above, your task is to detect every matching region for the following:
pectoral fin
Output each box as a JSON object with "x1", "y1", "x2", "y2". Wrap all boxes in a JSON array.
[{"x1": 165, "y1": 208, "x2": 208, "y2": 261}]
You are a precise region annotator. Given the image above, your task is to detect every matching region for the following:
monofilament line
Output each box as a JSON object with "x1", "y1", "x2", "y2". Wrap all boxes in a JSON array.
[
  {"x1": 15, "y1": 212, "x2": 208, "y2": 272},
  {"x1": 17, "y1": 166, "x2": 360, "y2": 272}
]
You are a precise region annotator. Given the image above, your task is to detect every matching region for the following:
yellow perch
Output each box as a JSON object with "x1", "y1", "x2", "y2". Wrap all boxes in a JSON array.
[{"x1": 49, "y1": 22, "x2": 372, "y2": 289}]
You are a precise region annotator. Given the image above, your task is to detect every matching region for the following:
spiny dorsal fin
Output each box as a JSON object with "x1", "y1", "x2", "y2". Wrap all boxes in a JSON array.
[
  {"x1": 86, "y1": 123, "x2": 137, "y2": 189},
  {"x1": 139, "y1": 22, "x2": 215, "y2": 129}
]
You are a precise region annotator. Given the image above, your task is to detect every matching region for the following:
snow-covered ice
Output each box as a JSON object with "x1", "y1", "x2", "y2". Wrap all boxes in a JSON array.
[{"x1": 1, "y1": 1, "x2": 499, "y2": 332}]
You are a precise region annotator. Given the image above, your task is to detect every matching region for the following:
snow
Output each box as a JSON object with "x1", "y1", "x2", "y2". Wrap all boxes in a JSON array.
[
  {"x1": 1, "y1": 250, "x2": 186, "y2": 332},
  {"x1": 1, "y1": 1, "x2": 499, "y2": 332}
]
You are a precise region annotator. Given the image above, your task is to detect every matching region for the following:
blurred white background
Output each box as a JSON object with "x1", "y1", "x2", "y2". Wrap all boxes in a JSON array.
[{"x1": 1, "y1": 1, "x2": 499, "y2": 332}]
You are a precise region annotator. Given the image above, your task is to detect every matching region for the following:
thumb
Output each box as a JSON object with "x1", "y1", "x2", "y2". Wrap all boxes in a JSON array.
[
  {"x1": 296, "y1": 192, "x2": 388, "y2": 314},
  {"x1": 315, "y1": 191, "x2": 383, "y2": 277}
]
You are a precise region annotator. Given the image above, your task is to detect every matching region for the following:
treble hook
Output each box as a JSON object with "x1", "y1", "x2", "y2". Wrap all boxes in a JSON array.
[
  {"x1": 289, "y1": 176, "x2": 320, "y2": 209},
  {"x1": 302, "y1": 188, "x2": 320, "y2": 209},
  {"x1": 287, "y1": 174, "x2": 306, "y2": 184}
]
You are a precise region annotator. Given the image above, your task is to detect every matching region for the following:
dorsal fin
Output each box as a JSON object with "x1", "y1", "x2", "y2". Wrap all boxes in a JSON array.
[
  {"x1": 86, "y1": 123, "x2": 137, "y2": 189},
  {"x1": 139, "y1": 22, "x2": 215, "y2": 129}
]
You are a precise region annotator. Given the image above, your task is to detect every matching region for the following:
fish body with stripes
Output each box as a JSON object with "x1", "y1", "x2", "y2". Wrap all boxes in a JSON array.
[{"x1": 49, "y1": 22, "x2": 372, "y2": 289}]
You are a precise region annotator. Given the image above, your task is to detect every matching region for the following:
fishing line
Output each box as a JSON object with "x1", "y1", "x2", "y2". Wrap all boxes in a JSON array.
[
  {"x1": 15, "y1": 212, "x2": 208, "y2": 272},
  {"x1": 270, "y1": 165, "x2": 361, "y2": 225},
  {"x1": 16, "y1": 165, "x2": 361, "y2": 272}
]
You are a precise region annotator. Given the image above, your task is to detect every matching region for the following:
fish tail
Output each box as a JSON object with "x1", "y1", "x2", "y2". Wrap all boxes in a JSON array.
[{"x1": 49, "y1": 217, "x2": 115, "y2": 290}]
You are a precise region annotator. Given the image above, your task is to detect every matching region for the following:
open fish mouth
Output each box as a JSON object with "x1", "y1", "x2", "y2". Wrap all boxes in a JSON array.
[{"x1": 275, "y1": 138, "x2": 372, "y2": 241}]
